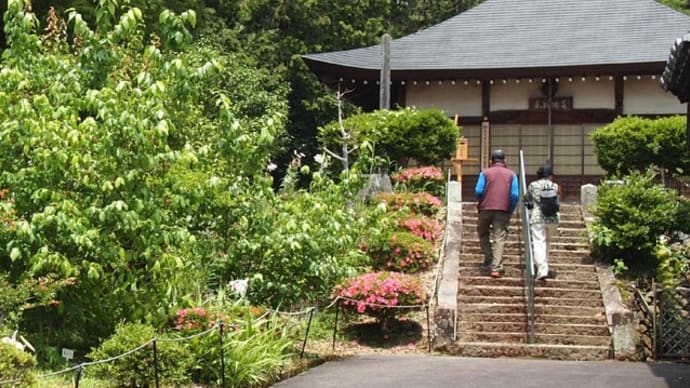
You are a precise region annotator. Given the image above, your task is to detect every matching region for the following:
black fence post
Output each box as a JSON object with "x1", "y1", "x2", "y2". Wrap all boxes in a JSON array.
[
  {"x1": 300, "y1": 308, "x2": 315, "y2": 359},
  {"x1": 332, "y1": 300, "x2": 340, "y2": 351},
  {"x1": 153, "y1": 339, "x2": 160, "y2": 388},
  {"x1": 219, "y1": 321, "x2": 227, "y2": 388},
  {"x1": 426, "y1": 305, "x2": 431, "y2": 352},
  {"x1": 74, "y1": 364, "x2": 83, "y2": 388}
]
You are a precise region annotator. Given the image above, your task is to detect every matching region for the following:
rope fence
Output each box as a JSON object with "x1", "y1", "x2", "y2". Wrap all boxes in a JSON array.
[{"x1": 0, "y1": 295, "x2": 435, "y2": 387}]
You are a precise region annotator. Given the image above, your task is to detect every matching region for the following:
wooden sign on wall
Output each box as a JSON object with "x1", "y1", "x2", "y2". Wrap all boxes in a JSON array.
[{"x1": 529, "y1": 96, "x2": 573, "y2": 111}]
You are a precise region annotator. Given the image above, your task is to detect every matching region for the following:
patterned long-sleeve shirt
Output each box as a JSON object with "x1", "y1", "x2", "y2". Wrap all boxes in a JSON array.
[{"x1": 525, "y1": 178, "x2": 560, "y2": 225}]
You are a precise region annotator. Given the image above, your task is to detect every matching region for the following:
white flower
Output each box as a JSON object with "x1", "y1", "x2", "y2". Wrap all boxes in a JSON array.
[
  {"x1": 229, "y1": 278, "x2": 249, "y2": 296},
  {"x1": 266, "y1": 162, "x2": 278, "y2": 172}
]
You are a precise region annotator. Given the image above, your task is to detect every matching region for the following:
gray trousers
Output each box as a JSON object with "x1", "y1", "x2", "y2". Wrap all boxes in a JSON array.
[{"x1": 477, "y1": 210, "x2": 512, "y2": 271}]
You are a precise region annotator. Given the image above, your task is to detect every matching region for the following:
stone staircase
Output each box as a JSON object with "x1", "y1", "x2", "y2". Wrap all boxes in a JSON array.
[{"x1": 447, "y1": 202, "x2": 612, "y2": 360}]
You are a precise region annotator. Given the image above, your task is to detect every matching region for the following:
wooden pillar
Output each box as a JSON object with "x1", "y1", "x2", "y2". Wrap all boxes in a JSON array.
[
  {"x1": 614, "y1": 75, "x2": 624, "y2": 117},
  {"x1": 379, "y1": 34, "x2": 391, "y2": 110},
  {"x1": 481, "y1": 81, "x2": 491, "y2": 169}
]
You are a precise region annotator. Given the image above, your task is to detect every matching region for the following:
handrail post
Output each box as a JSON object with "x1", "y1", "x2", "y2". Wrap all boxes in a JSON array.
[{"x1": 519, "y1": 149, "x2": 536, "y2": 344}]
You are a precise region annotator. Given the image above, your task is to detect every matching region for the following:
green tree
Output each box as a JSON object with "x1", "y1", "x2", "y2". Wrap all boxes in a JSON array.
[
  {"x1": 197, "y1": 0, "x2": 481, "y2": 185},
  {"x1": 0, "y1": 0, "x2": 286, "y2": 349}
]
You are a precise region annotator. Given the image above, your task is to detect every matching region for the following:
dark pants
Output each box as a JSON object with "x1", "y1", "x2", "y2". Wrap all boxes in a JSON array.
[{"x1": 477, "y1": 210, "x2": 512, "y2": 272}]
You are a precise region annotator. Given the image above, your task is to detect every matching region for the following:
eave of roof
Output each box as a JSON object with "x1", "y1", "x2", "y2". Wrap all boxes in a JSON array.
[
  {"x1": 661, "y1": 33, "x2": 690, "y2": 102},
  {"x1": 303, "y1": 0, "x2": 690, "y2": 80}
]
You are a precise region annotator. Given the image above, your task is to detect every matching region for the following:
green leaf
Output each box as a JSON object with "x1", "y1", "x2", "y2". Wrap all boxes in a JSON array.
[{"x1": 10, "y1": 247, "x2": 21, "y2": 261}]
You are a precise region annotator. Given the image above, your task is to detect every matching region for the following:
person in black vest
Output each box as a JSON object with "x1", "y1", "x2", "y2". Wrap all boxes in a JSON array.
[
  {"x1": 475, "y1": 149, "x2": 519, "y2": 278},
  {"x1": 525, "y1": 164, "x2": 560, "y2": 281}
]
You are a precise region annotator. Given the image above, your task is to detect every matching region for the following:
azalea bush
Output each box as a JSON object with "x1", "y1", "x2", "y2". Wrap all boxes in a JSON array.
[
  {"x1": 174, "y1": 307, "x2": 218, "y2": 332},
  {"x1": 397, "y1": 214, "x2": 441, "y2": 242},
  {"x1": 375, "y1": 192, "x2": 442, "y2": 217},
  {"x1": 392, "y1": 166, "x2": 445, "y2": 198},
  {"x1": 363, "y1": 232, "x2": 436, "y2": 273},
  {"x1": 332, "y1": 271, "x2": 429, "y2": 330}
]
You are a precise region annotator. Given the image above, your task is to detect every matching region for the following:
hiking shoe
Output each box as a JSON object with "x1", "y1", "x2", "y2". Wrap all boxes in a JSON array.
[
  {"x1": 490, "y1": 271, "x2": 501, "y2": 278},
  {"x1": 535, "y1": 275, "x2": 547, "y2": 281},
  {"x1": 547, "y1": 269, "x2": 557, "y2": 279}
]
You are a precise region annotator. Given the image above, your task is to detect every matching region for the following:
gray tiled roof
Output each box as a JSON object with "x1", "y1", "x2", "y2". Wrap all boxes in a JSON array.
[{"x1": 303, "y1": 0, "x2": 690, "y2": 72}]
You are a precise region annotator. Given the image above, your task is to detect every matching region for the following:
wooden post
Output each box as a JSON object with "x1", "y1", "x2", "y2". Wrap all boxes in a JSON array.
[
  {"x1": 379, "y1": 34, "x2": 391, "y2": 110},
  {"x1": 480, "y1": 118, "x2": 490, "y2": 169}
]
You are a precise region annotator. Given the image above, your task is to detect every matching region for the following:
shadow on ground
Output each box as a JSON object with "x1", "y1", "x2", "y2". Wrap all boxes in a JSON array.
[{"x1": 340, "y1": 318, "x2": 423, "y2": 349}]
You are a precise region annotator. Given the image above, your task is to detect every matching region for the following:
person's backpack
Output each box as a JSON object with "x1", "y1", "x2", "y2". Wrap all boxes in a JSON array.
[{"x1": 538, "y1": 184, "x2": 559, "y2": 217}]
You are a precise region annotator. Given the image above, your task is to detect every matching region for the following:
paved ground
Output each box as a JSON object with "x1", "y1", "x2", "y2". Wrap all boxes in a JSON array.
[{"x1": 273, "y1": 354, "x2": 690, "y2": 388}]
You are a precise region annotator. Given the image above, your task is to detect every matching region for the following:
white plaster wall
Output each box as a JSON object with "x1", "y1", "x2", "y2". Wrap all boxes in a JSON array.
[
  {"x1": 405, "y1": 82, "x2": 482, "y2": 116},
  {"x1": 624, "y1": 77, "x2": 686, "y2": 115},
  {"x1": 490, "y1": 81, "x2": 540, "y2": 111},
  {"x1": 405, "y1": 76, "x2": 686, "y2": 116},
  {"x1": 555, "y1": 78, "x2": 615, "y2": 109}
]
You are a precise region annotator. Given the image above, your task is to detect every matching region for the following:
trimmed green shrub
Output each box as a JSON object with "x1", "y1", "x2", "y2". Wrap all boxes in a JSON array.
[
  {"x1": 318, "y1": 108, "x2": 459, "y2": 169},
  {"x1": 591, "y1": 115, "x2": 690, "y2": 176},
  {"x1": 589, "y1": 172, "x2": 690, "y2": 276},
  {"x1": 87, "y1": 323, "x2": 193, "y2": 387},
  {"x1": 0, "y1": 342, "x2": 37, "y2": 387},
  {"x1": 332, "y1": 271, "x2": 429, "y2": 330}
]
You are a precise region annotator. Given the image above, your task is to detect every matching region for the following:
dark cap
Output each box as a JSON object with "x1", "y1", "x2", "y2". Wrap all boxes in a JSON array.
[
  {"x1": 537, "y1": 164, "x2": 554, "y2": 178},
  {"x1": 491, "y1": 149, "x2": 506, "y2": 162}
]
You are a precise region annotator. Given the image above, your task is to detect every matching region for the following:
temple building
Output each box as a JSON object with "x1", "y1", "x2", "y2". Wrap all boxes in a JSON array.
[{"x1": 302, "y1": 0, "x2": 690, "y2": 200}]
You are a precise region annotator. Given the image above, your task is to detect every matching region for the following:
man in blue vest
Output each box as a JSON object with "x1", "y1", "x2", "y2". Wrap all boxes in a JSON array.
[{"x1": 475, "y1": 149, "x2": 519, "y2": 278}]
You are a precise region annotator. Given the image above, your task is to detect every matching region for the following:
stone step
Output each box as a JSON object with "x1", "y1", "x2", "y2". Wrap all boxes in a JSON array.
[
  {"x1": 461, "y1": 240, "x2": 590, "y2": 251},
  {"x1": 459, "y1": 303, "x2": 604, "y2": 316},
  {"x1": 459, "y1": 265, "x2": 597, "y2": 281},
  {"x1": 459, "y1": 295, "x2": 604, "y2": 308},
  {"x1": 457, "y1": 321, "x2": 610, "y2": 337},
  {"x1": 460, "y1": 252, "x2": 594, "y2": 264},
  {"x1": 458, "y1": 276, "x2": 601, "y2": 290},
  {"x1": 458, "y1": 285, "x2": 604, "y2": 301},
  {"x1": 462, "y1": 219, "x2": 586, "y2": 229},
  {"x1": 459, "y1": 313, "x2": 607, "y2": 326},
  {"x1": 462, "y1": 203, "x2": 583, "y2": 214},
  {"x1": 461, "y1": 229, "x2": 589, "y2": 241},
  {"x1": 456, "y1": 332, "x2": 611, "y2": 347},
  {"x1": 446, "y1": 342, "x2": 611, "y2": 361}
]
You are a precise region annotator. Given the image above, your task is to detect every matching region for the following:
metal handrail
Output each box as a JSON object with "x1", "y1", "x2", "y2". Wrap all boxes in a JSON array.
[{"x1": 519, "y1": 149, "x2": 536, "y2": 344}]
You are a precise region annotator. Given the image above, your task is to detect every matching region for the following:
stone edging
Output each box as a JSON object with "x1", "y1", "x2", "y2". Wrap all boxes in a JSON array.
[{"x1": 433, "y1": 182, "x2": 462, "y2": 350}]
